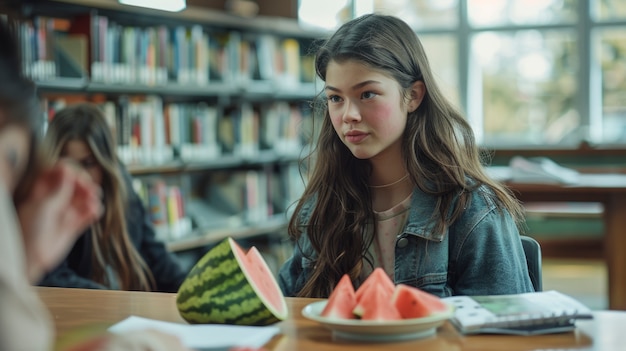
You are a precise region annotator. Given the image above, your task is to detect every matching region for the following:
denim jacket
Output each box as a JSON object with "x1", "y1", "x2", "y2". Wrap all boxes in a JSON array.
[{"x1": 278, "y1": 184, "x2": 535, "y2": 297}]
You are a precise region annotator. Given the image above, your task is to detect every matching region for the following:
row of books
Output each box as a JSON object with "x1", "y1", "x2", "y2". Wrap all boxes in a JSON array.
[
  {"x1": 17, "y1": 16, "x2": 58, "y2": 80},
  {"x1": 201, "y1": 165, "x2": 305, "y2": 225},
  {"x1": 132, "y1": 164, "x2": 306, "y2": 243},
  {"x1": 14, "y1": 14, "x2": 314, "y2": 87},
  {"x1": 42, "y1": 96, "x2": 311, "y2": 166},
  {"x1": 132, "y1": 178, "x2": 192, "y2": 242}
]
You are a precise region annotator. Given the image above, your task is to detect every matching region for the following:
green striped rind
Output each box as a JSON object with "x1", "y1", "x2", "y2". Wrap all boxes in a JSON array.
[{"x1": 176, "y1": 237, "x2": 284, "y2": 325}]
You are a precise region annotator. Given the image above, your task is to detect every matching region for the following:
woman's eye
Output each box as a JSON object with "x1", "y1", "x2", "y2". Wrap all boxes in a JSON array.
[
  {"x1": 327, "y1": 95, "x2": 342, "y2": 103},
  {"x1": 81, "y1": 159, "x2": 98, "y2": 169},
  {"x1": 362, "y1": 91, "x2": 377, "y2": 99}
]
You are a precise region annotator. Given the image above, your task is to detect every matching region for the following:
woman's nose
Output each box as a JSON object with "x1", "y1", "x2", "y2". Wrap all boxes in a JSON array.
[{"x1": 342, "y1": 100, "x2": 361, "y2": 123}]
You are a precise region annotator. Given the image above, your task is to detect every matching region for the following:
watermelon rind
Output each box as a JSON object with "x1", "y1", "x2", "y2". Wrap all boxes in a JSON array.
[{"x1": 176, "y1": 237, "x2": 288, "y2": 325}]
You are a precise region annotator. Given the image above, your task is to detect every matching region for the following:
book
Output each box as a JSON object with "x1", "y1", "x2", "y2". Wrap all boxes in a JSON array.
[
  {"x1": 55, "y1": 34, "x2": 88, "y2": 78},
  {"x1": 442, "y1": 290, "x2": 594, "y2": 335}
]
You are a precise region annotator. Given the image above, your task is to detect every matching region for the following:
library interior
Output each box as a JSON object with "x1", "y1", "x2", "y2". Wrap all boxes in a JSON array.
[{"x1": 3, "y1": 0, "x2": 626, "y2": 323}]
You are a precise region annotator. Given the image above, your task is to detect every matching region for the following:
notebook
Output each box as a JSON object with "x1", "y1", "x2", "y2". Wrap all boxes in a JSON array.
[{"x1": 442, "y1": 290, "x2": 594, "y2": 335}]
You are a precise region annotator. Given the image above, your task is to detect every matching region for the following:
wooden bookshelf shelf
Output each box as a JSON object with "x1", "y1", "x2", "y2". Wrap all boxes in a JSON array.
[
  {"x1": 36, "y1": 81, "x2": 318, "y2": 100},
  {"x1": 165, "y1": 214, "x2": 288, "y2": 252},
  {"x1": 126, "y1": 161, "x2": 187, "y2": 175},
  {"x1": 36, "y1": 77, "x2": 88, "y2": 91},
  {"x1": 240, "y1": 82, "x2": 318, "y2": 101},
  {"x1": 85, "y1": 82, "x2": 237, "y2": 97},
  {"x1": 126, "y1": 151, "x2": 301, "y2": 175}
]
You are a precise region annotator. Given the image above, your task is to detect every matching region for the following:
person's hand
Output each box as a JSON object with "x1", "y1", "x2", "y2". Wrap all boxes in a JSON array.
[{"x1": 17, "y1": 161, "x2": 102, "y2": 283}]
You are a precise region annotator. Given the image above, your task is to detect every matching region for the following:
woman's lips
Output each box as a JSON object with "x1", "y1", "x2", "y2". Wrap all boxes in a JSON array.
[{"x1": 345, "y1": 131, "x2": 368, "y2": 143}]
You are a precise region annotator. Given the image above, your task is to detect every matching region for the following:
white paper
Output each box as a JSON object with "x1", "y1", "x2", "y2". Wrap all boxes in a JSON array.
[
  {"x1": 488, "y1": 157, "x2": 582, "y2": 184},
  {"x1": 108, "y1": 316, "x2": 280, "y2": 351}
]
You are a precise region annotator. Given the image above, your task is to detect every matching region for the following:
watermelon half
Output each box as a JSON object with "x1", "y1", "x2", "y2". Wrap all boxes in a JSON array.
[{"x1": 176, "y1": 237, "x2": 288, "y2": 325}]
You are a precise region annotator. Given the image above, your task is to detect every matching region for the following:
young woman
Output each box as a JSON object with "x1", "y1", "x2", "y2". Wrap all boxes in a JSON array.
[
  {"x1": 278, "y1": 14, "x2": 534, "y2": 298},
  {"x1": 39, "y1": 102, "x2": 187, "y2": 292},
  {"x1": 0, "y1": 21, "x2": 190, "y2": 351}
]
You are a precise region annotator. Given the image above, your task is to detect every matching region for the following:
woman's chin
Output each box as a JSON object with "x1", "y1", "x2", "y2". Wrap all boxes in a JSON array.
[{"x1": 349, "y1": 149, "x2": 375, "y2": 160}]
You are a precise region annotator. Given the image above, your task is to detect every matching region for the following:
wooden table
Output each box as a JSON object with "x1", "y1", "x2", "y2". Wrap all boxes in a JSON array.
[
  {"x1": 502, "y1": 173, "x2": 626, "y2": 310},
  {"x1": 38, "y1": 287, "x2": 625, "y2": 351}
]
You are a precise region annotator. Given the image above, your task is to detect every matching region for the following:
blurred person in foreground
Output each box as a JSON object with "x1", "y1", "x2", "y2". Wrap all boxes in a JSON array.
[{"x1": 0, "y1": 19, "x2": 191, "y2": 351}]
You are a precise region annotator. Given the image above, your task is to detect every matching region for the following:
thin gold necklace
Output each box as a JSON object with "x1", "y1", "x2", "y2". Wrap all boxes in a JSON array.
[{"x1": 368, "y1": 173, "x2": 410, "y2": 189}]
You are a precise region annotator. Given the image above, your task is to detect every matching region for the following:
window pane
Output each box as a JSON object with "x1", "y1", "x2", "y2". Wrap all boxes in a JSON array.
[
  {"x1": 595, "y1": 28, "x2": 626, "y2": 144},
  {"x1": 593, "y1": 0, "x2": 626, "y2": 20},
  {"x1": 468, "y1": 0, "x2": 578, "y2": 27},
  {"x1": 471, "y1": 30, "x2": 579, "y2": 146},
  {"x1": 371, "y1": 0, "x2": 459, "y2": 29},
  {"x1": 298, "y1": 0, "x2": 351, "y2": 30},
  {"x1": 419, "y1": 34, "x2": 460, "y2": 108}
]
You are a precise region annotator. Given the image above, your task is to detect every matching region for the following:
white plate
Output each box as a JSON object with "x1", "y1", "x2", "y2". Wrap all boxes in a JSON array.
[{"x1": 302, "y1": 300, "x2": 454, "y2": 342}]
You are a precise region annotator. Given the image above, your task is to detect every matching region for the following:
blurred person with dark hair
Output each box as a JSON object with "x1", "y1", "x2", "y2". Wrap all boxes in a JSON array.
[{"x1": 40, "y1": 102, "x2": 186, "y2": 293}]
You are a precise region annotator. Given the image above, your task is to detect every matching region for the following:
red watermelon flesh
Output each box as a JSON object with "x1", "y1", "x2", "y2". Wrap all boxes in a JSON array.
[
  {"x1": 321, "y1": 274, "x2": 357, "y2": 319},
  {"x1": 360, "y1": 284, "x2": 403, "y2": 321},
  {"x1": 392, "y1": 284, "x2": 448, "y2": 319},
  {"x1": 355, "y1": 267, "x2": 395, "y2": 302},
  {"x1": 353, "y1": 273, "x2": 396, "y2": 319},
  {"x1": 234, "y1": 244, "x2": 288, "y2": 319}
]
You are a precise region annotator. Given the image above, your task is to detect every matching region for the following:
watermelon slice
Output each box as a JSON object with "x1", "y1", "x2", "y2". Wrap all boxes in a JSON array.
[
  {"x1": 392, "y1": 284, "x2": 449, "y2": 319},
  {"x1": 360, "y1": 283, "x2": 403, "y2": 321},
  {"x1": 355, "y1": 267, "x2": 394, "y2": 302},
  {"x1": 321, "y1": 274, "x2": 357, "y2": 319},
  {"x1": 176, "y1": 237, "x2": 288, "y2": 325}
]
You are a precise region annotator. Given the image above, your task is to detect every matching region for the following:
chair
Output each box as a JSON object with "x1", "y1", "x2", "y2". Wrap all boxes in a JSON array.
[{"x1": 521, "y1": 235, "x2": 543, "y2": 292}]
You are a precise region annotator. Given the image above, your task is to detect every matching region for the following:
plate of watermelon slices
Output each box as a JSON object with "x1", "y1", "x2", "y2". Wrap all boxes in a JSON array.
[
  {"x1": 302, "y1": 300, "x2": 454, "y2": 342},
  {"x1": 301, "y1": 269, "x2": 455, "y2": 342}
]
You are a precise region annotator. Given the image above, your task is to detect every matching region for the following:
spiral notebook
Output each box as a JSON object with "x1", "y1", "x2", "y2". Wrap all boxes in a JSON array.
[{"x1": 442, "y1": 290, "x2": 594, "y2": 335}]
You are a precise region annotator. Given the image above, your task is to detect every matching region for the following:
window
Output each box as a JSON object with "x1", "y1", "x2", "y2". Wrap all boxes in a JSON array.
[
  {"x1": 594, "y1": 0, "x2": 626, "y2": 20},
  {"x1": 467, "y1": 0, "x2": 577, "y2": 26},
  {"x1": 594, "y1": 27, "x2": 626, "y2": 144},
  {"x1": 297, "y1": 0, "x2": 626, "y2": 147},
  {"x1": 419, "y1": 34, "x2": 460, "y2": 109},
  {"x1": 297, "y1": 0, "x2": 351, "y2": 30},
  {"x1": 366, "y1": 0, "x2": 459, "y2": 29},
  {"x1": 470, "y1": 30, "x2": 579, "y2": 145}
]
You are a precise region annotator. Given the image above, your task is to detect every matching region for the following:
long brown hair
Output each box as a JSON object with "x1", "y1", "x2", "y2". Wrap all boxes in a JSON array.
[
  {"x1": 43, "y1": 103, "x2": 155, "y2": 291},
  {"x1": 290, "y1": 14, "x2": 525, "y2": 298}
]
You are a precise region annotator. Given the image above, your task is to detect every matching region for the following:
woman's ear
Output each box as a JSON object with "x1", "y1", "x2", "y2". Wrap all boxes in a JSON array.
[{"x1": 407, "y1": 81, "x2": 426, "y2": 113}]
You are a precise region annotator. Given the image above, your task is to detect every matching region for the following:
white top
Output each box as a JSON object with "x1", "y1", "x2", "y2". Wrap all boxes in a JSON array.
[{"x1": 362, "y1": 193, "x2": 412, "y2": 282}]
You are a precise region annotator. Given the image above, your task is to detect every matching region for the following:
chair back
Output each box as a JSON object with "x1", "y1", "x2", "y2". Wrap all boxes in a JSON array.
[{"x1": 521, "y1": 235, "x2": 543, "y2": 291}]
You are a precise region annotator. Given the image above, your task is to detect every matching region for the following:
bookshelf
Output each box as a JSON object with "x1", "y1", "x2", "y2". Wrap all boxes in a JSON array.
[
  {"x1": 165, "y1": 213, "x2": 288, "y2": 252},
  {"x1": 4, "y1": 0, "x2": 320, "y2": 264}
]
